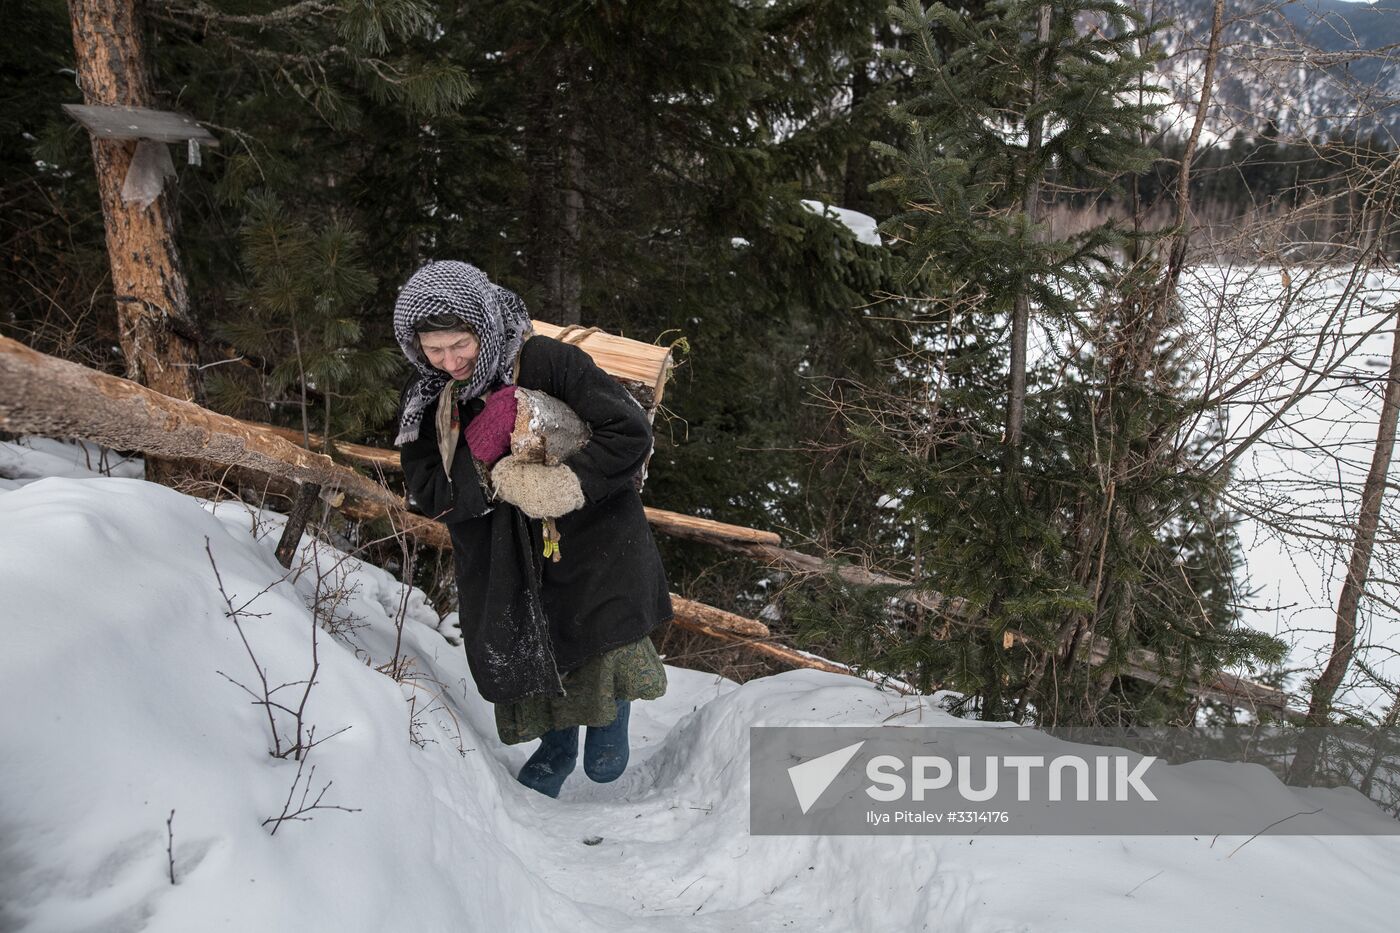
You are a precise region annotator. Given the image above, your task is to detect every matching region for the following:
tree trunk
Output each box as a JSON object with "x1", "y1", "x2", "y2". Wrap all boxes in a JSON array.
[
  {"x1": 1290, "y1": 310, "x2": 1400, "y2": 782},
  {"x1": 842, "y1": 45, "x2": 875, "y2": 217},
  {"x1": 524, "y1": 47, "x2": 559, "y2": 320},
  {"x1": 67, "y1": 0, "x2": 202, "y2": 407},
  {"x1": 1005, "y1": 5, "x2": 1053, "y2": 455},
  {"x1": 524, "y1": 45, "x2": 583, "y2": 325},
  {"x1": 558, "y1": 114, "x2": 584, "y2": 325},
  {"x1": 1163, "y1": 0, "x2": 1225, "y2": 294},
  {"x1": 1308, "y1": 313, "x2": 1400, "y2": 720}
]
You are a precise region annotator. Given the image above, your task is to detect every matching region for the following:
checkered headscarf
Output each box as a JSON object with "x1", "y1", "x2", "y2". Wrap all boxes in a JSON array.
[{"x1": 393, "y1": 260, "x2": 533, "y2": 446}]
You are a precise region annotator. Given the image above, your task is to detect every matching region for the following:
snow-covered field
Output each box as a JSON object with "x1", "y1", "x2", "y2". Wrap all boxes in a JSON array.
[
  {"x1": 2, "y1": 437, "x2": 1397, "y2": 932},
  {"x1": 1174, "y1": 263, "x2": 1400, "y2": 714}
]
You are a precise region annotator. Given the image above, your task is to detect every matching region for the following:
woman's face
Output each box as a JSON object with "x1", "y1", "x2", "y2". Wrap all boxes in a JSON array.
[{"x1": 418, "y1": 330, "x2": 481, "y2": 380}]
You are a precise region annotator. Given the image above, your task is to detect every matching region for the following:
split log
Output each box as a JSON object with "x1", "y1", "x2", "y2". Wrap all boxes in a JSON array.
[
  {"x1": 670, "y1": 595, "x2": 770, "y2": 638},
  {"x1": 531, "y1": 321, "x2": 673, "y2": 410}
]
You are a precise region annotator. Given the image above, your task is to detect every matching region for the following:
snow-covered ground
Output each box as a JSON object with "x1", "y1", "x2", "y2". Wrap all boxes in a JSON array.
[{"x1": 2, "y1": 438, "x2": 1397, "y2": 932}]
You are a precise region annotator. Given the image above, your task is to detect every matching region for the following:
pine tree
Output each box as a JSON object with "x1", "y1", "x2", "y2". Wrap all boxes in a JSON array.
[{"x1": 209, "y1": 192, "x2": 402, "y2": 450}]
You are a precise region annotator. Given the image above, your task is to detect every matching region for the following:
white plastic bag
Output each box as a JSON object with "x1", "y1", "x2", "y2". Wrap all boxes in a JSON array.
[{"x1": 120, "y1": 139, "x2": 177, "y2": 208}]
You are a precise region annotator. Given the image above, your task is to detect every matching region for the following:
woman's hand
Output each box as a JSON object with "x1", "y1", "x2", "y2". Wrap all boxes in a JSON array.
[
  {"x1": 490, "y1": 456, "x2": 585, "y2": 519},
  {"x1": 465, "y1": 385, "x2": 519, "y2": 466}
]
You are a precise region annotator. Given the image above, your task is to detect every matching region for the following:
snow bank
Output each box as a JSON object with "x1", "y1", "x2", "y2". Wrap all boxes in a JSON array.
[{"x1": 1, "y1": 438, "x2": 1397, "y2": 932}]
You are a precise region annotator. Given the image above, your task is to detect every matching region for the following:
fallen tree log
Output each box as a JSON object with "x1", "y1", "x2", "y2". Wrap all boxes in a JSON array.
[
  {"x1": 0, "y1": 334, "x2": 433, "y2": 536},
  {"x1": 724, "y1": 540, "x2": 1293, "y2": 714},
  {"x1": 664, "y1": 612, "x2": 917, "y2": 694},
  {"x1": 671, "y1": 595, "x2": 770, "y2": 638},
  {"x1": 639, "y1": 509, "x2": 781, "y2": 547},
  {"x1": 256, "y1": 423, "x2": 400, "y2": 472}
]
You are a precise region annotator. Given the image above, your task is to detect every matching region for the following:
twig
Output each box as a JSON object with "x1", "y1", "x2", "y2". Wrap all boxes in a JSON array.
[
  {"x1": 206, "y1": 537, "x2": 290, "y2": 756},
  {"x1": 1124, "y1": 869, "x2": 1162, "y2": 897},
  {"x1": 261, "y1": 727, "x2": 362, "y2": 835},
  {"x1": 1227, "y1": 808, "x2": 1324, "y2": 858},
  {"x1": 166, "y1": 809, "x2": 176, "y2": 885}
]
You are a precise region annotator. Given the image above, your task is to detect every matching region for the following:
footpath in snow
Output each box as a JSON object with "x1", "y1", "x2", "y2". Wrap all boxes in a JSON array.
[{"x1": 1, "y1": 437, "x2": 1396, "y2": 933}]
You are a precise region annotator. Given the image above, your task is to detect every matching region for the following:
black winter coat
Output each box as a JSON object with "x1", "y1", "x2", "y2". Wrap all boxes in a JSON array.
[{"x1": 399, "y1": 335, "x2": 672, "y2": 703}]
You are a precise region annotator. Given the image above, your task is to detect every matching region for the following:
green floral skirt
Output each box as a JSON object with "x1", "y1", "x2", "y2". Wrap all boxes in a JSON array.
[{"x1": 494, "y1": 635, "x2": 668, "y2": 745}]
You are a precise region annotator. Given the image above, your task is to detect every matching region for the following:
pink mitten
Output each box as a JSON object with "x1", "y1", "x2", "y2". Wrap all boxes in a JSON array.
[{"x1": 464, "y1": 385, "x2": 518, "y2": 466}]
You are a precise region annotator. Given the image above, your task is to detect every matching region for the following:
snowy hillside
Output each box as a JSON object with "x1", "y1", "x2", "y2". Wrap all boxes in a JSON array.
[
  {"x1": 1151, "y1": 0, "x2": 1400, "y2": 141},
  {"x1": 1, "y1": 439, "x2": 1397, "y2": 932}
]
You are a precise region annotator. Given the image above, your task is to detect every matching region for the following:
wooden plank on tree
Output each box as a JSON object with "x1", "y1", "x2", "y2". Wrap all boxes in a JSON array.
[
  {"x1": 66, "y1": 0, "x2": 203, "y2": 442},
  {"x1": 62, "y1": 103, "x2": 218, "y2": 144}
]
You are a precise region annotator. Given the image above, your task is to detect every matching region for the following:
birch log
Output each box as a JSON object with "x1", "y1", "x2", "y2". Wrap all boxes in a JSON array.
[{"x1": 511, "y1": 388, "x2": 589, "y2": 464}]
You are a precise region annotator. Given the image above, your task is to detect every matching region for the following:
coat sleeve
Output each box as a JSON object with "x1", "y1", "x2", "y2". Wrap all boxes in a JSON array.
[
  {"x1": 398, "y1": 388, "x2": 492, "y2": 523},
  {"x1": 548, "y1": 340, "x2": 653, "y2": 505}
]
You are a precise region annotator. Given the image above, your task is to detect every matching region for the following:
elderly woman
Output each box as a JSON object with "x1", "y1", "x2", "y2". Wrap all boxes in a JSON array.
[{"x1": 393, "y1": 260, "x2": 670, "y2": 798}]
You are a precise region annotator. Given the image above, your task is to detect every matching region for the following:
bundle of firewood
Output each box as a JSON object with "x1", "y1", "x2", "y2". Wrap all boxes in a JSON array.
[{"x1": 530, "y1": 321, "x2": 674, "y2": 414}]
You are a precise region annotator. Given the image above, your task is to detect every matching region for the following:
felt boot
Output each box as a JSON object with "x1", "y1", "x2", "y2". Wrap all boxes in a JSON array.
[
  {"x1": 583, "y1": 699, "x2": 631, "y2": 783},
  {"x1": 517, "y1": 725, "x2": 579, "y2": 798}
]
